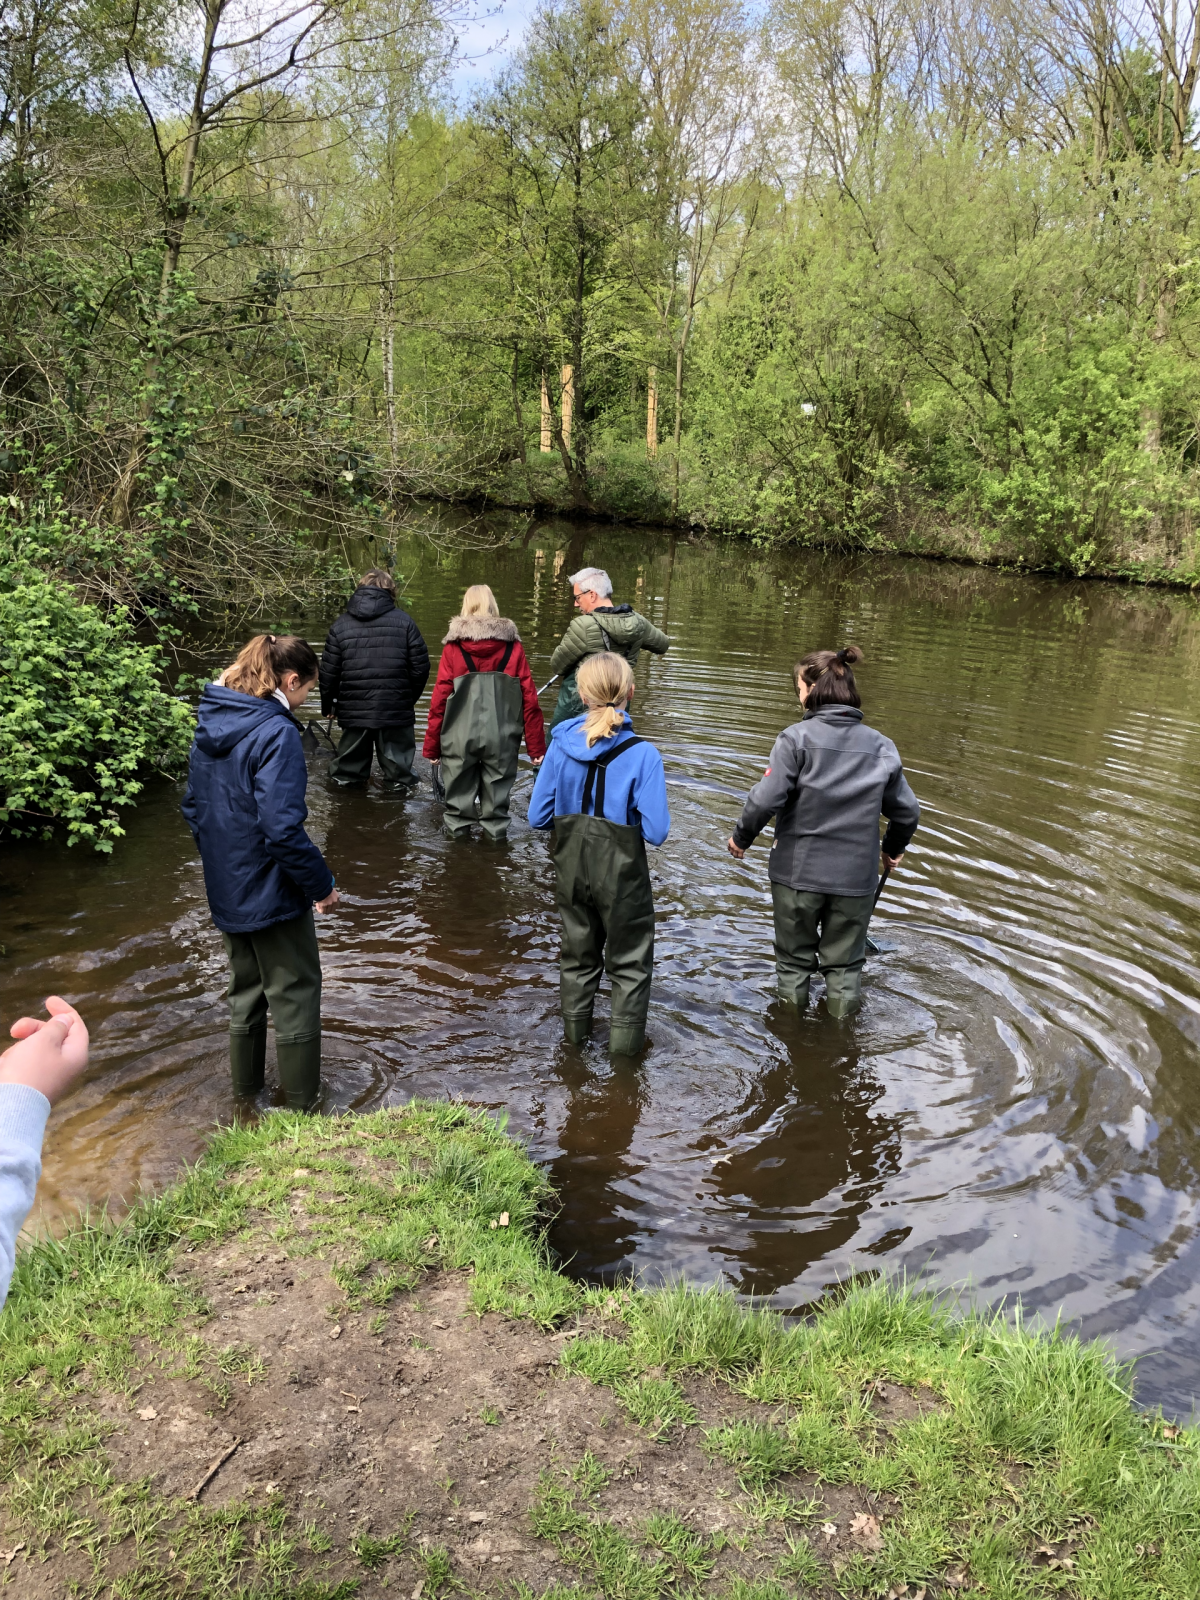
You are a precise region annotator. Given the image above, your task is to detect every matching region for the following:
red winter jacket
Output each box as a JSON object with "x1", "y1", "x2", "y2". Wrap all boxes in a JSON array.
[{"x1": 422, "y1": 616, "x2": 547, "y2": 762}]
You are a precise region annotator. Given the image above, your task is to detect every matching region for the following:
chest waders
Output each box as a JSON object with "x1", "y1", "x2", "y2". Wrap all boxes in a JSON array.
[
  {"x1": 222, "y1": 908, "x2": 323, "y2": 1109},
  {"x1": 550, "y1": 624, "x2": 620, "y2": 728},
  {"x1": 769, "y1": 884, "x2": 874, "y2": 1018},
  {"x1": 439, "y1": 641, "x2": 524, "y2": 839},
  {"x1": 551, "y1": 737, "x2": 655, "y2": 1056}
]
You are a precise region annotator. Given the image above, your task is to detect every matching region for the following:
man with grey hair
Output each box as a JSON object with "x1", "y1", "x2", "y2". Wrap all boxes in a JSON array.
[{"x1": 548, "y1": 566, "x2": 672, "y2": 727}]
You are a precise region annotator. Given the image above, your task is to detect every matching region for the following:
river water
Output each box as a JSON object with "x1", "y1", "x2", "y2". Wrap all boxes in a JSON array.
[{"x1": 6, "y1": 523, "x2": 1200, "y2": 1413}]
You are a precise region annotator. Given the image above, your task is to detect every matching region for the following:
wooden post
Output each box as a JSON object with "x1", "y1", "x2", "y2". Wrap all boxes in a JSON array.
[
  {"x1": 561, "y1": 364, "x2": 574, "y2": 454},
  {"x1": 646, "y1": 366, "x2": 658, "y2": 459},
  {"x1": 540, "y1": 375, "x2": 552, "y2": 453}
]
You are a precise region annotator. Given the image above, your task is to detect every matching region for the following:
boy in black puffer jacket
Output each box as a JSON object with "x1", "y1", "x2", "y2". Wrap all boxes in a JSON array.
[{"x1": 320, "y1": 570, "x2": 430, "y2": 788}]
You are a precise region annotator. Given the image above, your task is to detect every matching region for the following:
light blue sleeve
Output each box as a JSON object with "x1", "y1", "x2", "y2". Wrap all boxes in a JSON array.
[
  {"x1": 528, "y1": 740, "x2": 563, "y2": 830},
  {"x1": 0, "y1": 1083, "x2": 51, "y2": 1312},
  {"x1": 633, "y1": 746, "x2": 671, "y2": 847}
]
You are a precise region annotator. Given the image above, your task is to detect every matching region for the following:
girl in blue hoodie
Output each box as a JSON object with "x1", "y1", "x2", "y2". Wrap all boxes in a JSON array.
[
  {"x1": 529, "y1": 652, "x2": 669, "y2": 1056},
  {"x1": 182, "y1": 635, "x2": 338, "y2": 1109}
]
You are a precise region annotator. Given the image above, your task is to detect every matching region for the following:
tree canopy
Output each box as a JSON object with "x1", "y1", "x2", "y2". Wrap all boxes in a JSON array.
[{"x1": 5, "y1": 0, "x2": 1200, "y2": 589}]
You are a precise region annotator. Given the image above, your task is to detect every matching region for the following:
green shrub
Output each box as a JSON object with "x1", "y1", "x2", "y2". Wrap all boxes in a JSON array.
[{"x1": 0, "y1": 578, "x2": 194, "y2": 850}]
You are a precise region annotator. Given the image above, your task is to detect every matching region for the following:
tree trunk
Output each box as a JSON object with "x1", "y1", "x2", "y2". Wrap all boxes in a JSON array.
[
  {"x1": 540, "y1": 373, "x2": 552, "y2": 453},
  {"x1": 380, "y1": 256, "x2": 398, "y2": 467},
  {"x1": 112, "y1": 0, "x2": 222, "y2": 527},
  {"x1": 510, "y1": 345, "x2": 527, "y2": 463},
  {"x1": 561, "y1": 364, "x2": 574, "y2": 455},
  {"x1": 647, "y1": 367, "x2": 658, "y2": 459},
  {"x1": 671, "y1": 311, "x2": 694, "y2": 518}
]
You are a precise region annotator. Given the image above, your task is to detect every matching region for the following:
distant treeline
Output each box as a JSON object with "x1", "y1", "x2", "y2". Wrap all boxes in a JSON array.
[{"x1": 5, "y1": 0, "x2": 1200, "y2": 601}]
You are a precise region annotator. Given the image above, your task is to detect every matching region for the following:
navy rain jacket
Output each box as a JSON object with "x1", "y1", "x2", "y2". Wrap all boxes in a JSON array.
[{"x1": 181, "y1": 685, "x2": 334, "y2": 934}]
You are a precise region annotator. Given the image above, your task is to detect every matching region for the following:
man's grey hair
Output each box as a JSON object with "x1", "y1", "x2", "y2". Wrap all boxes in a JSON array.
[{"x1": 569, "y1": 566, "x2": 612, "y2": 599}]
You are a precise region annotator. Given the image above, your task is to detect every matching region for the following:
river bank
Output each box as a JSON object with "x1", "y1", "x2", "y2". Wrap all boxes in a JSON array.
[
  {"x1": 2, "y1": 1102, "x2": 1196, "y2": 1599},
  {"x1": 469, "y1": 454, "x2": 1200, "y2": 589}
]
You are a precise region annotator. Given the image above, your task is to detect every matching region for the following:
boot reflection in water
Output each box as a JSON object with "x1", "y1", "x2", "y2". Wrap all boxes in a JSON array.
[
  {"x1": 181, "y1": 633, "x2": 339, "y2": 1110},
  {"x1": 727, "y1": 645, "x2": 921, "y2": 1019},
  {"x1": 529, "y1": 653, "x2": 670, "y2": 1056}
]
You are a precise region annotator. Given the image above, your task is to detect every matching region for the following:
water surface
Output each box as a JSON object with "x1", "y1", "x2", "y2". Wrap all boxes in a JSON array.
[{"x1": 6, "y1": 526, "x2": 1200, "y2": 1413}]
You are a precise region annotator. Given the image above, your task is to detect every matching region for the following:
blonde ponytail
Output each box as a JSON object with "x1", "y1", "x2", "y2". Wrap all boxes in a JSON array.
[
  {"x1": 577, "y1": 652, "x2": 635, "y2": 747},
  {"x1": 221, "y1": 634, "x2": 320, "y2": 698}
]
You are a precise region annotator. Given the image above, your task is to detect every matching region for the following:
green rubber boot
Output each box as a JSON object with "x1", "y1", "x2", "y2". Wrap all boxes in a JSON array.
[
  {"x1": 229, "y1": 1028, "x2": 267, "y2": 1095},
  {"x1": 823, "y1": 969, "x2": 863, "y2": 1019},
  {"x1": 777, "y1": 976, "x2": 811, "y2": 1008},
  {"x1": 608, "y1": 1020, "x2": 646, "y2": 1057},
  {"x1": 563, "y1": 1012, "x2": 593, "y2": 1044},
  {"x1": 276, "y1": 1034, "x2": 322, "y2": 1111}
]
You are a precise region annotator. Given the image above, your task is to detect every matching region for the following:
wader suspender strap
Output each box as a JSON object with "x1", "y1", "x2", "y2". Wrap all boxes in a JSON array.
[
  {"x1": 458, "y1": 641, "x2": 515, "y2": 674},
  {"x1": 580, "y1": 737, "x2": 645, "y2": 821}
]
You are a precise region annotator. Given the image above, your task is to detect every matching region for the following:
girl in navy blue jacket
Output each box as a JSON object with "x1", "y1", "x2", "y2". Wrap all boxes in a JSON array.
[
  {"x1": 529, "y1": 652, "x2": 669, "y2": 1056},
  {"x1": 182, "y1": 635, "x2": 337, "y2": 1108}
]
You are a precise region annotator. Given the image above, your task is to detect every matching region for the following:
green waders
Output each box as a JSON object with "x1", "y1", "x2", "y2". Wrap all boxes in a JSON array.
[
  {"x1": 330, "y1": 725, "x2": 416, "y2": 787},
  {"x1": 770, "y1": 883, "x2": 874, "y2": 1018},
  {"x1": 221, "y1": 909, "x2": 323, "y2": 1108},
  {"x1": 551, "y1": 670, "x2": 584, "y2": 728},
  {"x1": 439, "y1": 641, "x2": 524, "y2": 840},
  {"x1": 551, "y1": 738, "x2": 654, "y2": 1055}
]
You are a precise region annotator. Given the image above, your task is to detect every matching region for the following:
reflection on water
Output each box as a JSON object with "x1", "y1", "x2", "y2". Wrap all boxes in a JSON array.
[{"x1": 6, "y1": 526, "x2": 1200, "y2": 1412}]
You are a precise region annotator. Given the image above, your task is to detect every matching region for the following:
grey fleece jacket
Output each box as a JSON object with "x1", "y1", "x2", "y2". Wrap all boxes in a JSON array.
[
  {"x1": 0, "y1": 1082, "x2": 51, "y2": 1311},
  {"x1": 733, "y1": 704, "x2": 920, "y2": 897}
]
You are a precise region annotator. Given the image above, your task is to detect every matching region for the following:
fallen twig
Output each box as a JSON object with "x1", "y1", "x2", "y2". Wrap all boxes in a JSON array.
[{"x1": 189, "y1": 1437, "x2": 244, "y2": 1501}]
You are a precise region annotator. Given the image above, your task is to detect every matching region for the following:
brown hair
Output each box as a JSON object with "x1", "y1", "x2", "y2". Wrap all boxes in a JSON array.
[
  {"x1": 221, "y1": 634, "x2": 320, "y2": 698},
  {"x1": 577, "y1": 652, "x2": 635, "y2": 747},
  {"x1": 794, "y1": 645, "x2": 863, "y2": 710},
  {"x1": 358, "y1": 568, "x2": 396, "y2": 594}
]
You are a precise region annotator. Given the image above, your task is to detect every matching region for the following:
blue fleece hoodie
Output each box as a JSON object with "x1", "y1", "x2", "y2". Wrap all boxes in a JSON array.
[
  {"x1": 181, "y1": 684, "x2": 334, "y2": 934},
  {"x1": 0, "y1": 1082, "x2": 50, "y2": 1311},
  {"x1": 528, "y1": 713, "x2": 670, "y2": 845}
]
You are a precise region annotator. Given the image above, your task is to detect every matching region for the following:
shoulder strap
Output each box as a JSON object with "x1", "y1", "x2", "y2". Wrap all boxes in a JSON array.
[
  {"x1": 457, "y1": 641, "x2": 513, "y2": 674},
  {"x1": 581, "y1": 736, "x2": 645, "y2": 820}
]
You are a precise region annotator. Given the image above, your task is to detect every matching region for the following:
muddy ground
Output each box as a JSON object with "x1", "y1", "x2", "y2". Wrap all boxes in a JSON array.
[{"x1": 1, "y1": 1235, "x2": 934, "y2": 1598}]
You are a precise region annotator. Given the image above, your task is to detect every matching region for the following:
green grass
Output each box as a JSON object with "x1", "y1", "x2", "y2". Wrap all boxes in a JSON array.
[
  {"x1": 350, "y1": 1521, "x2": 411, "y2": 1569},
  {"x1": 4, "y1": 1104, "x2": 1200, "y2": 1599},
  {"x1": 561, "y1": 1279, "x2": 1200, "y2": 1598},
  {"x1": 0, "y1": 1101, "x2": 580, "y2": 1596}
]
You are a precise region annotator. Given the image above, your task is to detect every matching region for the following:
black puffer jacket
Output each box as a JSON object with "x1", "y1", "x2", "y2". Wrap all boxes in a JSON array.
[{"x1": 319, "y1": 587, "x2": 430, "y2": 729}]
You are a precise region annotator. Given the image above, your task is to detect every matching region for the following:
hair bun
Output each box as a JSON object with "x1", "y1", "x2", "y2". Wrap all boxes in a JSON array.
[{"x1": 837, "y1": 645, "x2": 862, "y2": 666}]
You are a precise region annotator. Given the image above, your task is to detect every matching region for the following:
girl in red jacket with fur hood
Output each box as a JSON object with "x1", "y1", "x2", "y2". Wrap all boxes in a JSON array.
[{"x1": 423, "y1": 585, "x2": 546, "y2": 839}]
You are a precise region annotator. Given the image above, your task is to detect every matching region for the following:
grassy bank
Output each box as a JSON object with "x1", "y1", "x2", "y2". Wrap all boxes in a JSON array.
[
  {"x1": 1, "y1": 1104, "x2": 1197, "y2": 1598},
  {"x1": 474, "y1": 451, "x2": 1200, "y2": 590}
]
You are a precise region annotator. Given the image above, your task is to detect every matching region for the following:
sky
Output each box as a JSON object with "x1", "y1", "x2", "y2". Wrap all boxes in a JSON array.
[{"x1": 447, "y1": 0, "x2": 537, "y2": 103}]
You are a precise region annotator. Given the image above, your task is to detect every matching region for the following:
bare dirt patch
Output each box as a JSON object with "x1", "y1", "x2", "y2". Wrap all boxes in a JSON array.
[{"x1": 5, "y1": 1238, "x2": 828, "y2": 1596}]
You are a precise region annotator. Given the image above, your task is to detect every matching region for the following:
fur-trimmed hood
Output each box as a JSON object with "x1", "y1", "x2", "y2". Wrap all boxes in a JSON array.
[{"x1": 443, "y1": 615, "x2": 520, "y2": 644}]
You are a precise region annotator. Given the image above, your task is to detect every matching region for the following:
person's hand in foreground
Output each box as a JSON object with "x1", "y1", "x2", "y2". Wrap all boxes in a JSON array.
[
  {"x1": 881, "y1": 851, "x2": 905, "y2": 872},
  {"x1": 727, "y1": 835, "x2": 746, "y2": 859},
  {"x1": 314, "y1": 887, "x2": 340, "y2": 914},
  {"x1": 0, "y1": 997, "x2": 90, "y2": 1105}
]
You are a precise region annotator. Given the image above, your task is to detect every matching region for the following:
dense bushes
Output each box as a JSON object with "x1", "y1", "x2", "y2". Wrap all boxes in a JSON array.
[{"x1": 0, "y1": 580, "x2": 194, "y2": 850}]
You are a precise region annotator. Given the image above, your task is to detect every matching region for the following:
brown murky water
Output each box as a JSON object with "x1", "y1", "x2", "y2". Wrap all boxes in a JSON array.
[{"x1": 7, "y1": 523, "x2": 1200, "y2": 1412}]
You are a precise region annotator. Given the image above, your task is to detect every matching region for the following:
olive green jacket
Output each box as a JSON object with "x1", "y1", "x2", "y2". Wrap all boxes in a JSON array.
[{"x1": 549, "y1": 606, "x2": 671, "y2": 678}]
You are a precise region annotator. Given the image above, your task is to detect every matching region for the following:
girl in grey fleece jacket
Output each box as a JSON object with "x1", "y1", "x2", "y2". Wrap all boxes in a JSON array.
[
  {"x1": 0, "y1": 997, "x2": 89, "y2": 1310},
  {"x1": 728, "y1": 646, "x2": 919, "y2": 1017}
]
